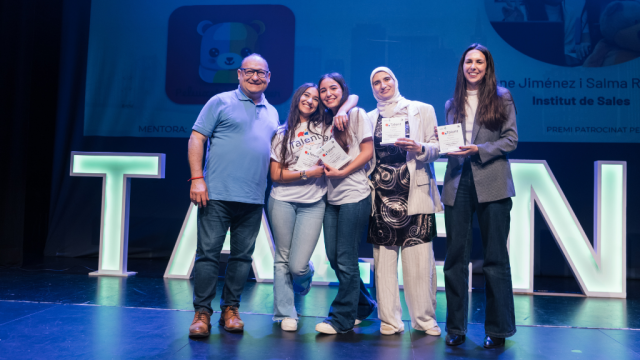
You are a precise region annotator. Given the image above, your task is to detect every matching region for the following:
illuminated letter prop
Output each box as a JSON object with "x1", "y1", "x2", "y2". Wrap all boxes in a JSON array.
[
  {"x1": 164, "y1": 205, "x2": 276, "y2": 281},
  {"x1": 507, "y1": 160, "x2": 626, "y2": 298},
  {"x1": 71, "y1": 152, "x2": 165, "y2": 277}
]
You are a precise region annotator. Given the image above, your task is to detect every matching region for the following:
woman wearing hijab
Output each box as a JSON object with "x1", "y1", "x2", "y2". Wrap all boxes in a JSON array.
[{"x1": 366, "y1": 67, "x2": 443, "y2": 336}]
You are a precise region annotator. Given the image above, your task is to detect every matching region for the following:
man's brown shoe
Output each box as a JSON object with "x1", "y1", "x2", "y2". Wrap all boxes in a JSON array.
[
  {"x1": 219, "y1": 306, "x2": 244, "y2": 332},
  {"x1": 189, "y1": 311, "x2": 211, "y2": 338}
]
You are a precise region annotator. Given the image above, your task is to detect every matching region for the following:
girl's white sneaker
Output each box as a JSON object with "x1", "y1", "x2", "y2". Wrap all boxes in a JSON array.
[
  {"x1": 281, "y1": 318, "x2": 297, "y2": 332},
  {"x1": 315, "y1": 322, "x2": 338, "y2": 334}
]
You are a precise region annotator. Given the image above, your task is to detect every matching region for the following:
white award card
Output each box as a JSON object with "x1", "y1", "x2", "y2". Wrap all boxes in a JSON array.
[
  {"x1": 381, "y1": 117, "x2": 408, "y2": 145},
  {"x1": 318, "y1": 138, "x2": 351, "y2": 169},
  {"x1": 437, "y1": 124, "x2": 465, "y2": 154},
  {"x1": 293, "y1": 147, "x2": 321, "y2": 171}
]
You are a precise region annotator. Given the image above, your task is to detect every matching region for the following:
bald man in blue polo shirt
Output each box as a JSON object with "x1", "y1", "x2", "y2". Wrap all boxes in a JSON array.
[{"x1": 187, "y1": 54, "x2": 279, "y2": 337}]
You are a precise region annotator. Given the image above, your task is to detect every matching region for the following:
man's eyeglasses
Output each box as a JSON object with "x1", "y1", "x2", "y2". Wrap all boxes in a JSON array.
[{"x1": 240, "y1": 68, "x2": 270, "y2": 78}]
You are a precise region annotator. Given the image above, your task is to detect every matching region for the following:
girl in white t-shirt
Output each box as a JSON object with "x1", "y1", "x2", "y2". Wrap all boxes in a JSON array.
[
  {"x1": 268, "y1": 83, "x2": 357, "y2": 332},
  {"x1": 314, "y1": 73, "x2": 377, "y2": 335}
]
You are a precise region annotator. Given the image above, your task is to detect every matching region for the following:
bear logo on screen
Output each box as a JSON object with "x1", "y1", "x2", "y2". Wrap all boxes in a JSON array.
[{"x1": 197, "y1": 20, "x2": 265, "y2": 84}]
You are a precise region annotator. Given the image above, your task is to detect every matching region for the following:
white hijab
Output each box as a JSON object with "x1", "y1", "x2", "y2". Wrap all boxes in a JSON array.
[{"x1": 370, "y1": 67, "x2": 411, "y2": 118}]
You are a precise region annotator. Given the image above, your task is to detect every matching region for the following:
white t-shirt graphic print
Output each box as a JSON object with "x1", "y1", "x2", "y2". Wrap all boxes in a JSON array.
[
  {"x1": 326, "y1": 108, "x2": 373, "y2": 205},
  {"x1": 270, "y1": 122, "x2": 330, "y2": 203}
]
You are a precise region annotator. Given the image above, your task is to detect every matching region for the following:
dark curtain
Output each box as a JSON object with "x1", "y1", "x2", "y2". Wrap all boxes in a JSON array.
[{"x1": 0, "y1": 0, "x2": 63, "y2": 266}]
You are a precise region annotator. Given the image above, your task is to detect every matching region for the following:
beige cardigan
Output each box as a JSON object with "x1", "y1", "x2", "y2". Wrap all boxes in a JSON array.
[{"x1": 366, "y1": 101, "x2": 444, "y2": 215}]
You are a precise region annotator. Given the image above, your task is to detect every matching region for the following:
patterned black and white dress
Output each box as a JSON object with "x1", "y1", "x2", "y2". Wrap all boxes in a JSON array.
[{"x1": 367, "y1": 114, "x2": 437, "y2": 247}]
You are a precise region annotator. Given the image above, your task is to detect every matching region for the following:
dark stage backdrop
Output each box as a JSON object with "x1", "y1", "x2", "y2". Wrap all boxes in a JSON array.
[
  {"x1": 42, "y1": 0, "x2": 640, "y2": 280},
  {"x1": 0, "y1": 0, "x2": 63, "y2": 267}
]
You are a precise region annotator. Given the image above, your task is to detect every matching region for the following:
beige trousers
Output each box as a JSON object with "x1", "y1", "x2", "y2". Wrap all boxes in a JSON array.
[{"x1": 373, "y1": 242, "x2": 437, "y2": 332}]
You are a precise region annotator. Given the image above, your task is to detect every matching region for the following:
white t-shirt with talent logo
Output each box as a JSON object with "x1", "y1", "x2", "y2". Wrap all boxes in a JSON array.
[
  {"x1": 270, "y1": 121, "x2": 330, "y2": 203},
  {"x1": 326, "y1": 108, "x2": 373, "y2": 205}
]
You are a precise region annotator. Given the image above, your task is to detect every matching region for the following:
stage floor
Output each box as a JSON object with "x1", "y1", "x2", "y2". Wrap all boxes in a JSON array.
[{"x1": 1, "y1": 258, "x2": 640, "y2": 359}]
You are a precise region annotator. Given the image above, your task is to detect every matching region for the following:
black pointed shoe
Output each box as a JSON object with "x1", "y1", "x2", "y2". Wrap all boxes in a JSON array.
[
  {"x1": 483, "y1": 335, "x2": 505, "y2": 349},
  {"x1": 445, "y1": 334, "x2": 466, "y2": 346}
]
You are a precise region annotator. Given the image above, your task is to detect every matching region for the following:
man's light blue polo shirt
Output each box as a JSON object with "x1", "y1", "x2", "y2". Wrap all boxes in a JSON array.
[{"x1": 193, "y1": 87, "x2": 279, "y2": 204}]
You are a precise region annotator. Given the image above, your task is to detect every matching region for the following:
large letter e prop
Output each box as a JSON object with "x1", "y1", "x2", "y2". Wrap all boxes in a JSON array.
[{"x1": 70, "y1": 152, "x2": 165, "y2": 277}]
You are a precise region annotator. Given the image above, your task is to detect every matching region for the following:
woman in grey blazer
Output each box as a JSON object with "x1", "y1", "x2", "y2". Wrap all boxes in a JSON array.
[
  {"x1": 439, "y1": 44, "x2": 518, "y2": 349},
  {"x1": 366, "y1": 67, "x2": 443, "y2": 337}
]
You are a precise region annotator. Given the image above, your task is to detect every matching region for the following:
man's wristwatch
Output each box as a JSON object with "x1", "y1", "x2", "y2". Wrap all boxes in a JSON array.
[
  {"x1": 421, "y1": 145, "x2": 426, "y2": 154},
  {"x1": 300, "y1": 170, "x2": 308, "y2": 180}
]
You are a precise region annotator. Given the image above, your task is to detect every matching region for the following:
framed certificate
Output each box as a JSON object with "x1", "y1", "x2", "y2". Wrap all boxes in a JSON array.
[{"x1": 437, "y1": 124, "x2": 465, "y2": 154}]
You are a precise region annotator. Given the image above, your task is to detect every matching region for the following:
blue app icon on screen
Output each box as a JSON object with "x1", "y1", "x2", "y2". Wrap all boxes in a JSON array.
[{"x1": 166, "y1": 5, "x2": 295, "y2": 105}]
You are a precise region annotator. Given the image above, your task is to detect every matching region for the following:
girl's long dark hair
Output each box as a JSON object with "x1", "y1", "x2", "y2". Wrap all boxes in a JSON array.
[
  {"x1": 274, "y1": 83, "x2": 324, "y2": 180},
  {"x1": 448, "y1": 43, "x2": 513, "y2": 132},
  {"x1": 318, "y1": 72, "x2": 354, "y2": 152}
]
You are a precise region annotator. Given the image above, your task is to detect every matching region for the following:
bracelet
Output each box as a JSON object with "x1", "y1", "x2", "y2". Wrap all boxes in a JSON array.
[{"x1": 188, "y1": 176, "x2": 204, "y2": 182}]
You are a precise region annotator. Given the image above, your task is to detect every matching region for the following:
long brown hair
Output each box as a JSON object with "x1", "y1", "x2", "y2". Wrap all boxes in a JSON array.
[
  {"x1": 274, "y1": 83, "x2": 324, "y2": 180},
  {"x1": 447, "y1": 43, "x2": 513, "y2": 132},
  {"x1": 318, "y1": 73, "x2": 354, "y2": 152}
]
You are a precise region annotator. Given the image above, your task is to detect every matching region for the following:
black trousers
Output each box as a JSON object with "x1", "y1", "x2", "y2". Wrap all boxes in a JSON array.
[{"x1": 443, "y1": 160, "x2": 516, "y2": 338}]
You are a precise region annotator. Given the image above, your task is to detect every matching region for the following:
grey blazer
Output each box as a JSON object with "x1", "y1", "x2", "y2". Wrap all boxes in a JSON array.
[{"x1": 441, "y1": 90, "x2": 518, "y2": 206}]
